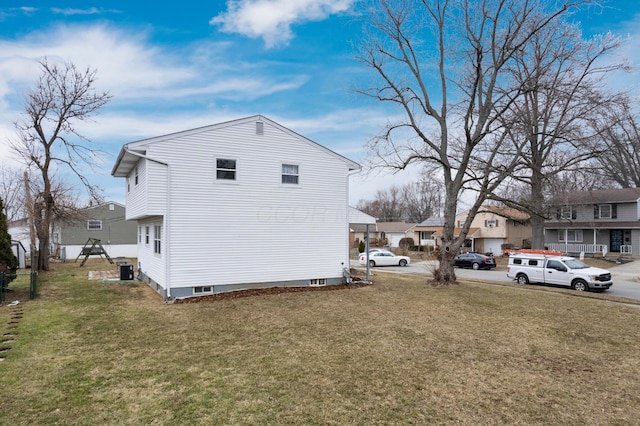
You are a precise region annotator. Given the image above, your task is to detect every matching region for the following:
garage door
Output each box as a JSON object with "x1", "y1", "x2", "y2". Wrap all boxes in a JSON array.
[{"x1": 483, "y1": 239, "x2": 503, "y2": 256}]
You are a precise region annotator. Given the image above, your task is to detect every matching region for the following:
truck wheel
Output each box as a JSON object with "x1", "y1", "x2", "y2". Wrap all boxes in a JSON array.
[
  {"x1": 516, "y1": 274, "x2": 529, "y2": 285},
  {"x1": 572, "y1": 279, "x2": 589, "y2": 292}
]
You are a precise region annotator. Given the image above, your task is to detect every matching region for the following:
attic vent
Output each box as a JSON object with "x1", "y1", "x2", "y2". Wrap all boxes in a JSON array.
[{"x1": 256, "y1": 121, "x2": 264, "y2": 135}]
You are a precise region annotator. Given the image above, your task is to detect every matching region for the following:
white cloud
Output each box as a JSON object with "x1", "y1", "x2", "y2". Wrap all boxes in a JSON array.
[
  {"x1": 211, "y1": 0, "x2": 355, "y2": 47},
  {"x1": 51, "y1": 7, "x2": 104, "y2": 16}
]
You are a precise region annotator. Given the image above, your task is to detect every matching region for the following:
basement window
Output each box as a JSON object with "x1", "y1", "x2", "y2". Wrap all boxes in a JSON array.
[
  {"x1": 193, "y1": 286, "x2": 213, "y2": 295},
  {"x1": 310, "y1": 278, "x2": 327, "y2": 287}
]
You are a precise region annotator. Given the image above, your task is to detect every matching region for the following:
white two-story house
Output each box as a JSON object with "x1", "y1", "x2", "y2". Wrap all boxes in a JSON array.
[
  {"x1": 544, "y1": 187, "x2": 640, "y2": 256},
  {"x1": 111, "y1": 115, "x2": 360, "y2": 299}
]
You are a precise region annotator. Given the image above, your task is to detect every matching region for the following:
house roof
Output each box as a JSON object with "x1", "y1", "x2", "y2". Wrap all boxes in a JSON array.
[
  {"x1": 111, "y1": 115, "x2": 361, "y2": 177},
  {"x1": 375, "y1": 222, "x2": 416, "y2": 233},
  {"x1": 433, "y1": 227, "x2": 480, "y2": 238},
  {"x1": 551, "y1": 188, "x2": 640, "y2": 205},
  {"x1": 416, "y1": 216, "x2": 445, "y2": 227},
  {"x1": 478, "y1": 205, "x2": 530, "y2": 221},
  {"x1": 349, "y1": 207, "x2": 376, "y2": 225}
]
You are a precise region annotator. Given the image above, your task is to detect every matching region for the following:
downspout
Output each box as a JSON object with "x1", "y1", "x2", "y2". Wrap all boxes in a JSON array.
[{"x1": 124, "y1": 147, "x2": 171, "y2": 299}]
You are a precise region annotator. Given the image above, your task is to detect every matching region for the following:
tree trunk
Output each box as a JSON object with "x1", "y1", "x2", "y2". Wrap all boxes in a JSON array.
[
  {"x1": 530, "y1": 168, "x2": 546, "y2": 249},
  {"x1": 37, "y1": 235, "x2": 49, "y2": 271},
  {"x1": 432, "y1": 186, "x2": 459, "y2": 284},
  {"x1": 433, "y1": 242, "x2": 457, "y2": 284}
]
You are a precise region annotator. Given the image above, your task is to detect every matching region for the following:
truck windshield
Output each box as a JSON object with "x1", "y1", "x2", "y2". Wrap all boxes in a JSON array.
[{"x1": 563, "y1": 259, "x2": 589, "y2": 269}]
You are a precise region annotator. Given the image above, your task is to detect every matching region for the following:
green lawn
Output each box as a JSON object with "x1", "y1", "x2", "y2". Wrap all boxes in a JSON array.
[{"x1": 1, "y1": 260, "x2": 640, "y2": 425}]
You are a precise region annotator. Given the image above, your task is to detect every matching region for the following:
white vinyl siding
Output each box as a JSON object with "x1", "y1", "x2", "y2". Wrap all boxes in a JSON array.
[
  {"x1": 281, "y1": 164, "x2": 299, "y2": 184},
  {"x1": 130, "y1": 118, "x2": 354, "y2": 292},
  {"x1": 125, "y1": 157, "x2": 168, "y2": 220},
  {"x1": 137, "y1": 217, "x2": 165, "y2": 287}
]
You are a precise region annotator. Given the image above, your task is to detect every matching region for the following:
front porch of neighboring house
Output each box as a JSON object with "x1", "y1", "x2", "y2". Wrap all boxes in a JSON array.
[{"x1": 544, "y1": 228, "x2": 638, "y2": 257}]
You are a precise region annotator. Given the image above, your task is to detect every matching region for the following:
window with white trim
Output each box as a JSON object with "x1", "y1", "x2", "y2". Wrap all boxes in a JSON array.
[
  {"x1": 486, "y1": 219, "x2": 498, "y2": 228},
  {"x1": 154, "y1": 225, "x2": 161, "y2": 254},
  {"x1": 216, "y1": 158, "x2": 236, "y2": 180},
  {"x1": 138, "y1": 226, "x2": 142, "y2": 243},
  {"x1": 560, "y1": 206, "x2": 575, "y2": 220},
  {"x1": 282, "y1": 164, "x2": 299, "y2": 184},
  {"x1": 87, "y1": 220, "x2": 102, "y2": 230},
  {"x1": 594, "y1": 204, "x2": 616, "y2": 219},
  {"x1": 193, "y1": 286, "x2": 213, "y2": 295},
  {"x1": 145, "y1": 226, "x2": 150, "y2": 245},
  {"x1": 559, "y1": 229, "x2": 583, "y2": 242},
  {"x1": 134, "y1": 166, "x2": 139, "y2": 185}
]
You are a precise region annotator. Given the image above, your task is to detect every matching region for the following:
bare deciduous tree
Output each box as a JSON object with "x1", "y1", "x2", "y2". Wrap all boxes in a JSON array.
[
  {"x1": 356, "y1": 177, "x2": 442, "y2": 222},
  {"x1": 489, "y1": 20, "x2": 628, "y2": 249},
  {"x1": 590, "y1": 98, "x2": 640, "y2": 188},
  {"x1": 356, "y1": 0, "x2": 587, "y2": 283},
  {"x1": 10, "y1": 58, "x2": 111, "y2": 270},
  {"x1": 0, "y1": 165, "x2": 25, "y2": 223}
]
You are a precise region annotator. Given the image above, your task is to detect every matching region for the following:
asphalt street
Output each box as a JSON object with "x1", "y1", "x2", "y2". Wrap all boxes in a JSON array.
[{"x1": 351, "y1": 259, "x2": 640, "y2": 301}]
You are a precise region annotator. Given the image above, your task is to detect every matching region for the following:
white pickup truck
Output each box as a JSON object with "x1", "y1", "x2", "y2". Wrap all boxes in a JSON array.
[{"x1": 506, "y1": 253, "x2": 613, "y2": 291}]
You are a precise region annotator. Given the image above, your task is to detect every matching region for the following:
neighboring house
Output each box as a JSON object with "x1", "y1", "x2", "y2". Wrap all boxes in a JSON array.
[
  {"x1": 8, "y1": 202, "x2": 138, "y2": 261},
  {"x1": 350, "y1": 220, "x2": 416, "y2": 248},
  {"x1": 377, "y1": 222, "x2": 416, "y2": 248},
  {"x1": 55, "y1": 202, "x2": 138, "y2": 260},
  {"x1": 111, "y1": 115, "x2": 360, "y2": 299},
  {"x1": 414, "y1": 216, "x2": 446, "y2": 249},
  {"x1": 7, "y1": 218, "x2": 30, "y2": 255},
  {"x1": 349, "y1": 208, "x2": 376, "y2": 249},
  {"x1": 414, "y1": 206, "x2": 531, "y2": 256},
  {"x1": 455, "y1": 206, "x2": 531, "y2": 256},
  {"x1": 414, "y1": 216, "x2": 480, "y2": 251},
  {"x1": 544, "y1": 187, "x2": 640, "y2": 256}
]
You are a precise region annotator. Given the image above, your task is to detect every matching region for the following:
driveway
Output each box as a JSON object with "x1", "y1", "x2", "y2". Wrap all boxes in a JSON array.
[{"x1": 351, "y1": 259, "x2": 640, "y2": 301}]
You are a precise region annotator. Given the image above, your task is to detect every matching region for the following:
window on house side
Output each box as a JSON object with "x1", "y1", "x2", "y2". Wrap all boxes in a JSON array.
[
  {"x1": 154, "y1": 225, "x2": 161, "y2": 254},
  {"x1": 598, "y1": 204, "x2": 612, "y2": 219},
  {"x1": 87, "y1": 220, "x2": 102, "y2": 231},
  {"x1": 216, "y1": 158, "x2": 236, "y2": 180},
  {"x1": 282, "y1": 164, "x2": 299, "y2": 184},
  {"x1": 560, "y1": 206, "x2": 574, "y2": 220},
  {"x1": 559, "y1": 229, "x2": 583, "y2": 242},
  {"x1": 135, "y1": 166, "x2": 139, "y2": 185},
  {"x1": 145, "y1": 226, "x2": 150, "y2": 245}
]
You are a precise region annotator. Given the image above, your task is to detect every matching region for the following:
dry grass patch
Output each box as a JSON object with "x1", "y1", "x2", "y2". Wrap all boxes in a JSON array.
[{"x1": 1, "y1": 260, "x2": 639, "y2": 424}]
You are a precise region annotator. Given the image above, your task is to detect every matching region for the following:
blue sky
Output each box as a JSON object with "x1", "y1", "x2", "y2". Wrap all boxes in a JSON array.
[{"x1": 0, "y1": 1, "x2": 639, "y2": 205}]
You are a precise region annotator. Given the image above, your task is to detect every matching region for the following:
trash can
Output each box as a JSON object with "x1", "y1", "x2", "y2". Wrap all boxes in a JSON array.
[{"x1": 120, "y1": 264, "x2": 134, "y2": 281}]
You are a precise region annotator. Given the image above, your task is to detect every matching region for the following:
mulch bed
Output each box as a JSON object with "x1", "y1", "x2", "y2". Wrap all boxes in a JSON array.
[{"x1": 173, "y1": 277, "x2": 371, "y2": 304}]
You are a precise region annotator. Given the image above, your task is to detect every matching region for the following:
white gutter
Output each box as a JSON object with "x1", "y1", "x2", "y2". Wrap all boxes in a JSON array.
[{"x1": 123, "y1": 148, "x2": 172, "y2": 299}]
